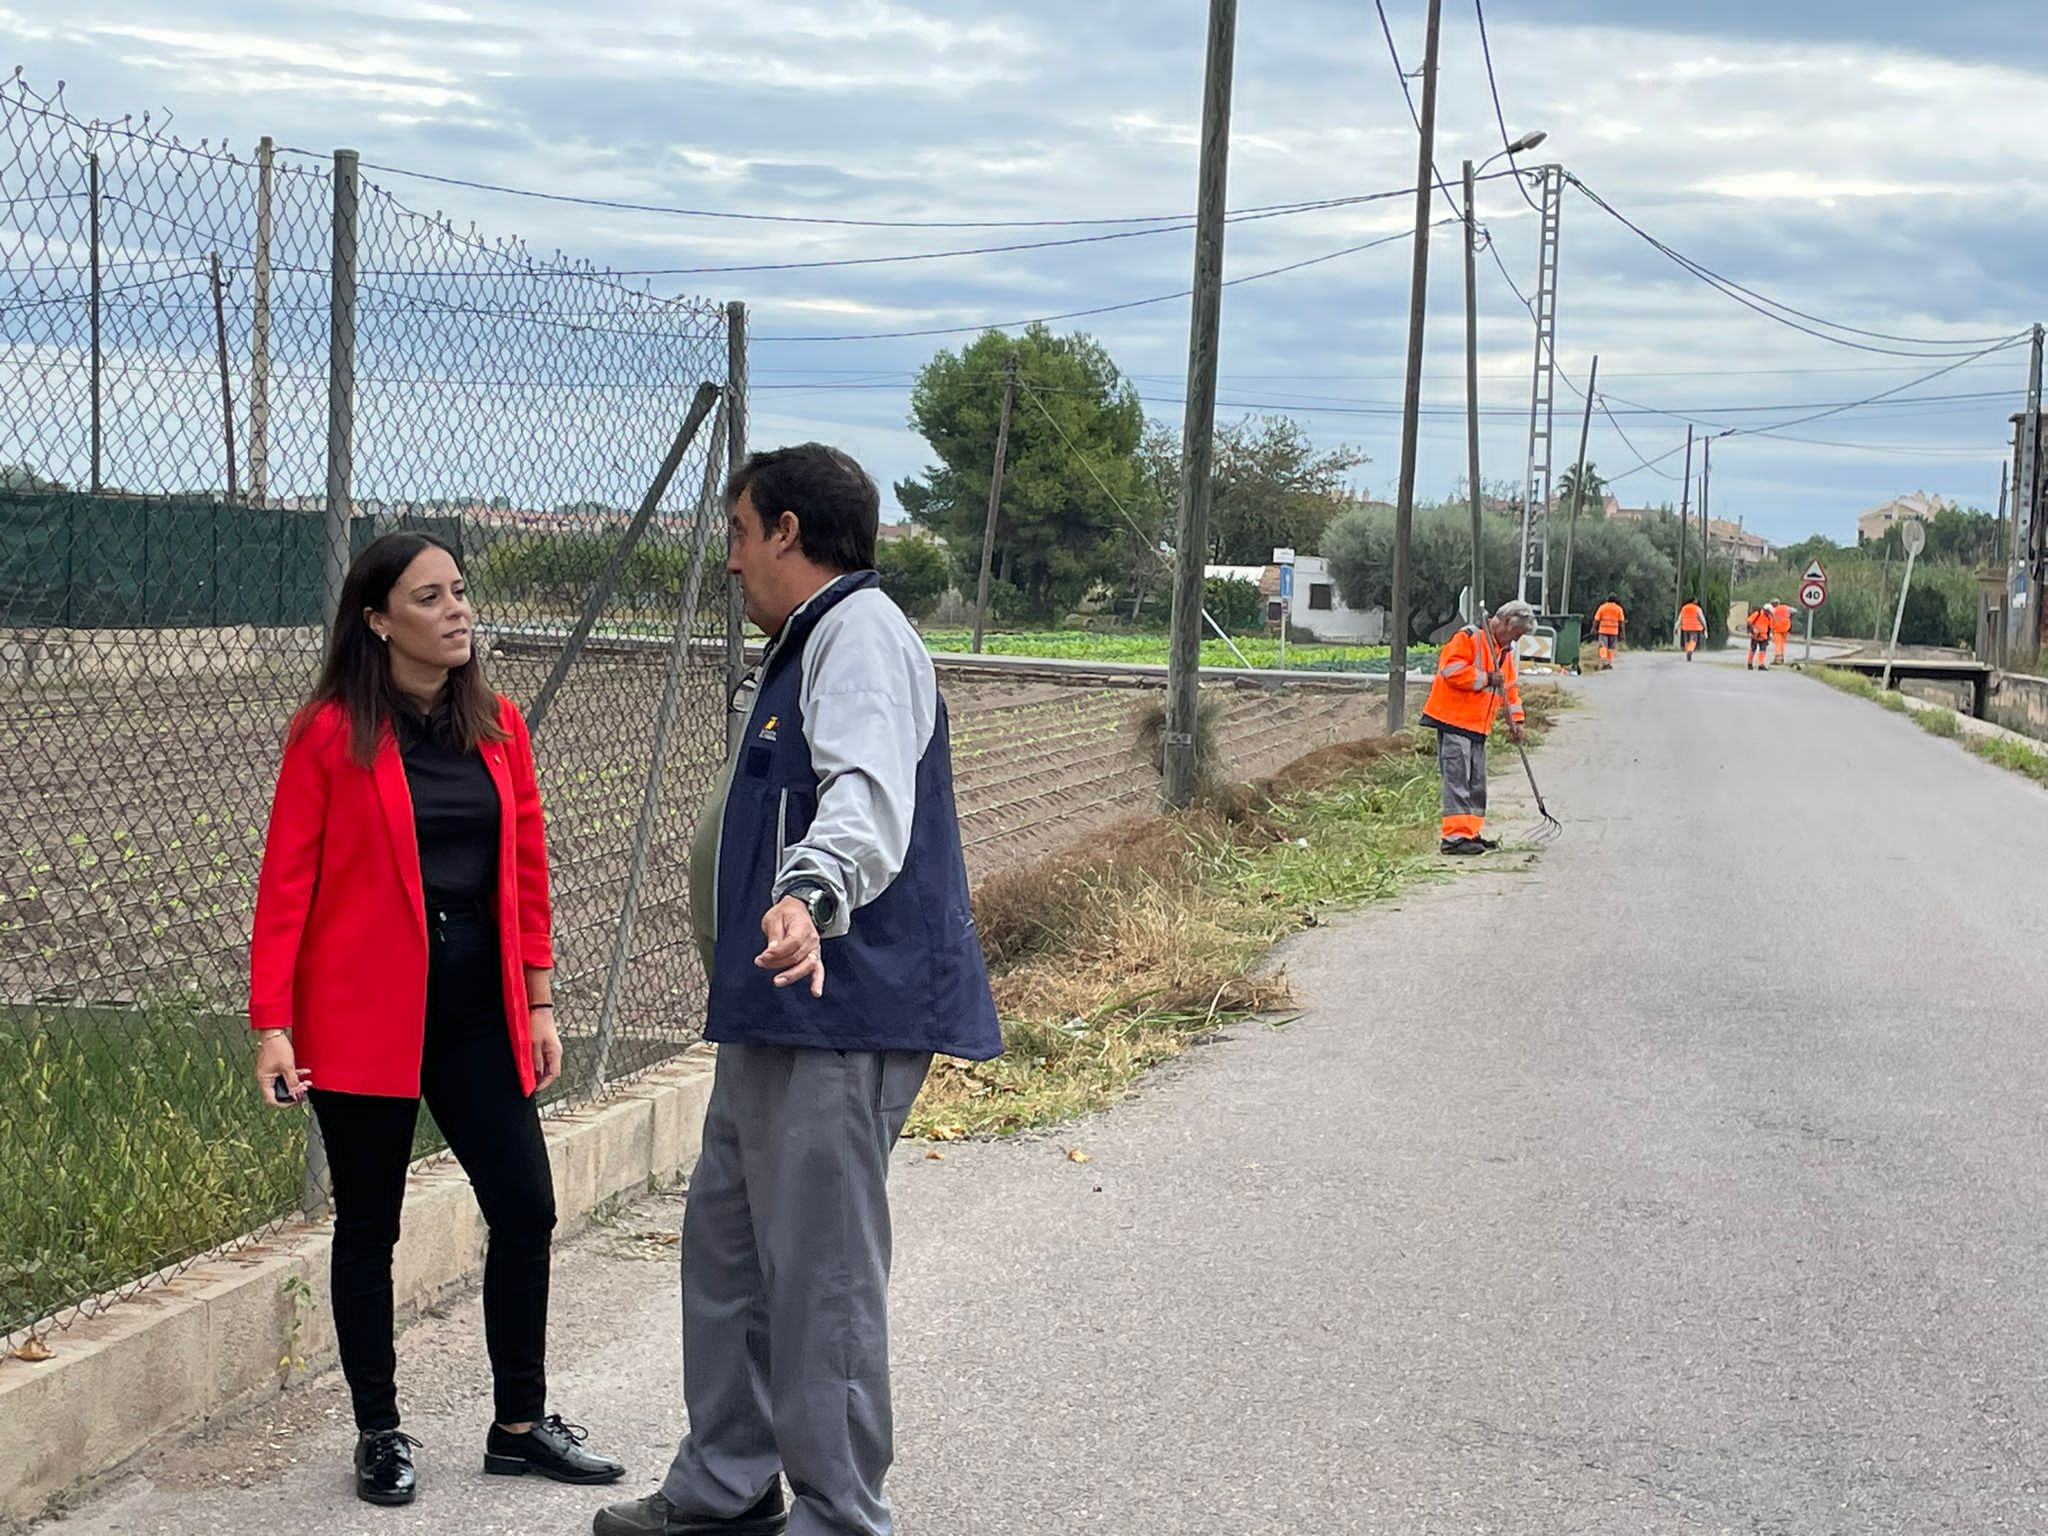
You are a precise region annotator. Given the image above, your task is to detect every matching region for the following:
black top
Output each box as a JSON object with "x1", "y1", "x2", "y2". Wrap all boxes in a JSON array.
[{"x1": 395, "y1": 709, "x2": 500, "y2": 909}]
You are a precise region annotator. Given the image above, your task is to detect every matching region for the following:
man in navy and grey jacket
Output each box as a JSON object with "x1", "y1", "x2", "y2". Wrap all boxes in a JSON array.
[{"x1": 596, "y1": 443, "x2": 1001, "y2": 1536}]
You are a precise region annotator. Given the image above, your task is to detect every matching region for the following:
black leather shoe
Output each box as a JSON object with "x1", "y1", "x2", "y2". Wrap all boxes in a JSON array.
[
  {"x1": 355, "y1": 1429, "x2": 421, "y2": 1506},
  {"x1": 592, "y1": 1484, "x2": 786, "y2": 1536},
  {"x1": 1440, "y1": 837, "x2": 1486, "y2": 856},
  {"x1": 485, "y1": 1413, "x2": 626, "y2": 1485}
]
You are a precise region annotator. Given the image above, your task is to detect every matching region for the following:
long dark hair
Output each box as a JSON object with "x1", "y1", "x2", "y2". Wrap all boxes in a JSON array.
[{"x1": 301, "y1": 531, "x2": 506, "y2": 767}]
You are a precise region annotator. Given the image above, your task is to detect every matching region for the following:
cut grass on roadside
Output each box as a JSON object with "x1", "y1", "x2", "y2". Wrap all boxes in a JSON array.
[
  {"x1": 1814, "y1": 667, "x2": 2048, "y2": 785},
  {"x1": 908, "y1": 688, "x2": 1567, "y2": 1140}
]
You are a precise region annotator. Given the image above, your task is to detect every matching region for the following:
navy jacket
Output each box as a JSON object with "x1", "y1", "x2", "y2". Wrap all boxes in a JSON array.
[{"x1": 706, "y1": 572, "x2": 1002, "y2": 1059}]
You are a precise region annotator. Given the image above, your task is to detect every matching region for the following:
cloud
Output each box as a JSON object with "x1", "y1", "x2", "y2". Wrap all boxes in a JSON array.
[{"x1": 0, "y1": 0, "x2": 2042, "y2": 538}]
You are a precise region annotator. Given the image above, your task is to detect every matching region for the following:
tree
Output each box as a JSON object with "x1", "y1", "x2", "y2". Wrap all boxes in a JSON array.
[
  {"x1": 897, "y1": 325, "x2": 1148, "y2": 624},
  {"x1": 1143, "y1": 413, "x2": 1365, "y2": 565},
  {"x1": 1554, "y1": 462, "x2": 1610, "y2": 519},
  {"x1": 1203, "y1": 575, "x2": 1265, "y2": 634},
  {"x1": 1321, "y1": 500, "x2": 1522, "y2": 642},
  {"x1": 874, "y1": 535, "x2": 951, "y2": 621}
]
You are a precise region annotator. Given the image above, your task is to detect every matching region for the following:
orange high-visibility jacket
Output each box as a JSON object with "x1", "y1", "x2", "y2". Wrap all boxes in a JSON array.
[
  {"x1": 1421, "y1": 625, "x2": 1524, "y2": 739},
  {"x1": 1594, "y1": 601, "x2": 1626, "y2": 636},
  {"x1": 1771, "y1": 603, "x2": 1794, "y2": 636},
  {"x1": 1746, "y1": 609, "x2": 1771, "y2": 640},
  {"x1": 1678, "y1": 602, "x2": 1706, "y2": 632}
]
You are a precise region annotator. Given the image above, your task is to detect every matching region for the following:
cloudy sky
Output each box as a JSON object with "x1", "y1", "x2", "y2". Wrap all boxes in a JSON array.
[{"x1": 4, "y1": 0, "x2": 2044, "y2": 547}]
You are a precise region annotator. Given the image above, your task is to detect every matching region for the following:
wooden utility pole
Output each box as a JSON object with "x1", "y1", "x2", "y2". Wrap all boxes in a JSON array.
[
  {"x1": 1557, "y1": 355, "x2": 1597, "y2": 614},
  {"x1": 1163, "y1": 0, "x2": 1237, "y2": 808},
  {"x1": 1461, "y1": 157, "x2": 1483, "y2": 620},
  {"x1": 1385, "y1": 0, "x2": 1444, "y2": 732},
  {"x1": 1674, "y1": 423, "x2": 1694, "y2": 627},
  {"x1": 209, "y1": 253, "x2": 238, "y2": 501},
  {"x1": 971, "y1": 352, "x2": 1018, "y2": 654}
]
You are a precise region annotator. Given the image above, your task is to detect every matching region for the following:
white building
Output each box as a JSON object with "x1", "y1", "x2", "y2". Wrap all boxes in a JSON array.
[{"x1": 1204, "y1": 556, "x2": 1385, "y2": 644}]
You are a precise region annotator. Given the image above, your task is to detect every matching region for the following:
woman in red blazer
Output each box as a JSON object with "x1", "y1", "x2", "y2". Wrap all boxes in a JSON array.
[{"x1": 250, "y1": 532, "x2": 622, "y2": 1506}]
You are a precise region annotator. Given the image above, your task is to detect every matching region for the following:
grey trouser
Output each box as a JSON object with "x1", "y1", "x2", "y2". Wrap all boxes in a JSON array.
[
  {"x1": 662, "y1": 1043, "x2": 933, "y2": 1536},
  {"x1": 1438, "y1": 729, "x2": 1488, "y2": 838}
]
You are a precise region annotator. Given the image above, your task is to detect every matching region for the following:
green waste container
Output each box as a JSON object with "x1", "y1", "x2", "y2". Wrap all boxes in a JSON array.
[{"x1": 1535, "y1": 612, "x2": 1582, "y2": 671}]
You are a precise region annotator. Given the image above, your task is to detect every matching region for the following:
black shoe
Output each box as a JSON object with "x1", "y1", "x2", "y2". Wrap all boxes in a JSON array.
[
  {"x1": 355, "y1": 1429, "x2": 421, "y2": 1506},
  {"x1": 486, "y1": 1413, "x2": 626, "y2": 1485},
  {"x1": 1439, "y1": 838, "x2": 1487, "y2": 857},
  {"x1": 593, "y1": 1484, "x2": 787, "y2": 1536},
  {"x1": 1473, "y1": 836, "x2": 1501, "y2": 851}
]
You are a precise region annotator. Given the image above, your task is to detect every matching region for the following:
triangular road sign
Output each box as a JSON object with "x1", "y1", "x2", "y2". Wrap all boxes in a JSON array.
[{"x1": 1803, "y1": 559, "x2": 1827, "y2": 584}]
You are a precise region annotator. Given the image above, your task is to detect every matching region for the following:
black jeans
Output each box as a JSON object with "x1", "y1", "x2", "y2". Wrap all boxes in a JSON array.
[{"x1": 309, "y1": 905, "x2": 556, "y2": 1433}]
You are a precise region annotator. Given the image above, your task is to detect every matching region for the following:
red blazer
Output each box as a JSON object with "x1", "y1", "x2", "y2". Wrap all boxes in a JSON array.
[{"x1": 248, "y1": 695, "x2": 553, "y2": 1098}]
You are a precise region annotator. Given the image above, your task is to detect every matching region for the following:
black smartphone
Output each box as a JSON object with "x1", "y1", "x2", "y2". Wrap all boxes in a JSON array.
[{"x1": 272, "y1": 1074, "x2": 296, "y2": 1105}]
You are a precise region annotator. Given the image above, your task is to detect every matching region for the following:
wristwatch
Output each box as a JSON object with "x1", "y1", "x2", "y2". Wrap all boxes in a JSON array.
[{"x1": 779, "y1": 879, "x2": 839, "y2": 931}]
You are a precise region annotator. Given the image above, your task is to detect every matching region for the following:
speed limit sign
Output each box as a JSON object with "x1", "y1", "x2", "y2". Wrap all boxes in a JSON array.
[{"x1": 1800, "y1": 581, "x2": 1826, "y2": 610}]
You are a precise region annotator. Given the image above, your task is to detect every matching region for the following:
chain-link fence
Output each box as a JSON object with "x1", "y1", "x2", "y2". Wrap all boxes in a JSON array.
[{"x1": 0, "y1": 75, "x2": 743, "y2": 1346}]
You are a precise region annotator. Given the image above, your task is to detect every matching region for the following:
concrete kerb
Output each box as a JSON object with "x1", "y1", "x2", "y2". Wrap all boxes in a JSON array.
[{"x1": 0, "y1": 1046, "x2": 716, "y2": 1529}]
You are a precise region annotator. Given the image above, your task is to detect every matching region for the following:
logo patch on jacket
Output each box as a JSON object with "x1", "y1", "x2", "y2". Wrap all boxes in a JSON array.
[{"x1": 758, "y1": 715, "x2": 779, "y2": 741}]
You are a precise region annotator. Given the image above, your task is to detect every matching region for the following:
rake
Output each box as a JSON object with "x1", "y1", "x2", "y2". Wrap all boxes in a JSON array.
[{"x1": 1514, "y1": 735, "x2": 1563, "y2": 840}]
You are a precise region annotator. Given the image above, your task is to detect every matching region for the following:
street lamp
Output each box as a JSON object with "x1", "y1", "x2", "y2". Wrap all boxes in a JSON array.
[{"x1": 1462, "y1": 130, "x2": 1546, "y2": 620}]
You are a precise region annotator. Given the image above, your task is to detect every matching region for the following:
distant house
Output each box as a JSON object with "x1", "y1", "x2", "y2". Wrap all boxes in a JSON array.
[
  {"x1": 1707, "y1": 517, "x2": 1774, "y2": 568},
  {"x1": 1857, "y1": 491, "x2": 1945, "y2": 546},
  {"x1": 1204, "y1": 556, "x2": 1384, "y2": 644}
]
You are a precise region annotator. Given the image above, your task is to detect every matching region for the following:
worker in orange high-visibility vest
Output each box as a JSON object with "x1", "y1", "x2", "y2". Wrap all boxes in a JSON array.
[
  {"x1": 1592, "y1": 599, "x2": 1626, "y2": 666},
  {"x1": 1677, "y1": 600, "x2": 1707, "y2": 660},
  {"x1": 1420, "y1": 600, "x2": 1535, "y2": 856},
  {"x1": 1745, "y1": 605, "x2": 1772, "y2": 670},
  {"x1": 1771, "y1": 600, "x2": 1794, "y2": 665}
]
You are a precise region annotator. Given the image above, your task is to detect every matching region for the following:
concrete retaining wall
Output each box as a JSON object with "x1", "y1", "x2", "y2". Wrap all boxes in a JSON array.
[
  {"x1": 1988, "y1": 670, "x2": 2048, "y2": 741},
  {"x1": 0, "y1": 1049, "x2": 715, "y2": 1528}
]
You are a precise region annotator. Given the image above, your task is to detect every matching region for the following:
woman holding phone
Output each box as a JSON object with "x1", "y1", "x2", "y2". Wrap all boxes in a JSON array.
[{"x1": 249, "y1": 532, "x2": 623, "y2": 1506}]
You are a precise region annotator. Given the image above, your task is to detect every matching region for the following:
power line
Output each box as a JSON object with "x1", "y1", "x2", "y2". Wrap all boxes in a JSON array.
[
  {"x1": 1472, "y1": 0, "x2": 1545, "y2": 216},
  {"x1": 314, "y1": 152, "x2": 1419, "y2": 232},
  {"x1": 1564, "y1": 174, "x2": 2023, "y2": 357},
  {"x1": 1604, "y1": 334, "x2": 2033, "y2": 484},
  {"x1": 753, "y1": 223, "x2": 1439, "y2": 343},
  {"x1": 1371, "y1": 0, "x2": 1462, "y2": 216},
  {"x1": 331, "y1": 187, "x2": 1438, "y2": 281}
]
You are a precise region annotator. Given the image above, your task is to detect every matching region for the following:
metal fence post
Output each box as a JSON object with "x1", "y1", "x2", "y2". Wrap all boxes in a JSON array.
[
  {"x1": 88, "y1": 148, "x2": 102, "y2": 493},
  {"x1": 527, "y1": 382, "x2": 722, "y2": 733},
  {"x1": 324, "y1": 149, "x2": 358, "y2": 645},
  {"x1": 587, "y1": 401, "x2": 730, "y2": 1094},
  {"x1": 303, "y1": 148, "x2": 360, "y2": 1216},
  {"x1": 724, "y1": 301, "x2": 749, "y2": 753},
  {"x1": 249, "y1": 135, "x2": 274, "y2": 504}
]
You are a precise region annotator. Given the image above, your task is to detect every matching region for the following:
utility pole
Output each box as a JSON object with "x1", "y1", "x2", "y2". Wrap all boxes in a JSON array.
[
  {"x1": 249, "y1": 135, "x2": 274, "y2": 505},
  {"x1": 1462, "y1": 157, "x2": 1484, "y2": 620},
  {"x1": 1386, "y1": 0, "x2": 1444, "y2": 733},
  {"x1": 971, "y1": 352, "x2": 1018, "y2": 654},
  {"x1": 208, "y1": 253, "x2": 238, "y2": 502},
  {"x1": 1674, "y1": 423, "x2": 1694, "y2": 629},
  {"x1": 1557, "y1": 354, "x2": 1597, "y2": 615},
  {"x1": 1162, "y1": 0, "x2": 1236, "y2": 808},
  {"x1": 2020, "y1": 323, "x2": 2045, "y2": 661},
  {"x1": 1700, "y1": 436, "x2": 1713, "y2": 604}
]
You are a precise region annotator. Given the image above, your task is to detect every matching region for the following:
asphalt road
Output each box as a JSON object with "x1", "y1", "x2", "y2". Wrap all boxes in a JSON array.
[{"x1": 49, "y1": 652, "x2": 2048, "y2": 1534}]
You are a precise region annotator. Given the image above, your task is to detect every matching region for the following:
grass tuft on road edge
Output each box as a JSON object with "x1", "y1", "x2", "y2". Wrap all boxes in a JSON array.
[
  {"x1": 909, "y1": 688, "x2": 1567, "y2": 1139},
  {"x1": 1968, "y1": 734, "x2": 2048, "y2": 787},
  {"x1": 1814, "y1": 667, "x2": 2048, "y2": 786},
  {"x1": 1916, "y1": 708, "x2": 1961, "y2": 739}
]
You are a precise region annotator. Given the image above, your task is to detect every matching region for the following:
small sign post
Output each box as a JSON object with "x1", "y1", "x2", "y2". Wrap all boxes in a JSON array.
[
  {"x1": 1798, "y1": 559, "x2": 1828, "y2": 667},
  {"x1": 1275, "y1": 547, "x2": 1295, "y2": 674}
]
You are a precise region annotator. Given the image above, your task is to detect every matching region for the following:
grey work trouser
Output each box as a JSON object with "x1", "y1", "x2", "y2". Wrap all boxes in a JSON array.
[
  {"x1": 662, "y1": 1043, "x2": 932, "y2": 1536},
  {"x1": 1437, "y1": 728, "x2": 1488, "y2": 840}
]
